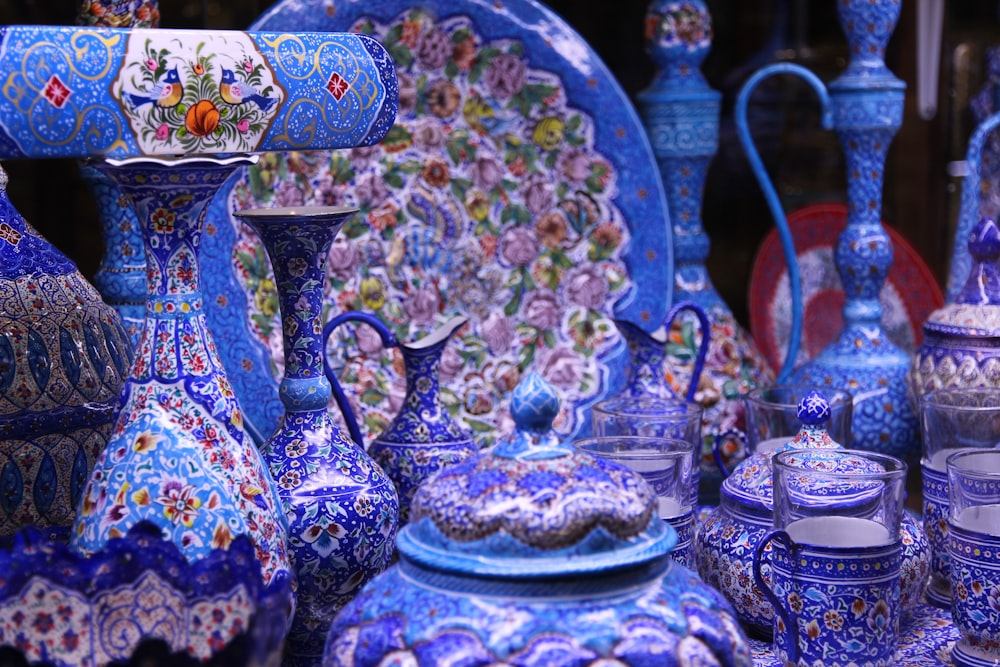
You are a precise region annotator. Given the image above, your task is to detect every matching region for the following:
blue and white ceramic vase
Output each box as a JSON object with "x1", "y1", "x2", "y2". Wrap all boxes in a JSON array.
[
  {"x1": 737, "y1": 0, "x2": 917, "y2": 460},
  {"x1": 0, "y1": 164, "x2": 132, "y2": 541},
  {"x1": 323, "y1": 373, "x2": 753, "y2": 666},
  {"x1": 235, "y1": 205, "x2": 400, "y2": 667},
  {"x1": 362, "y1": 316, "x2": 476, "y2": 525},
  {"x1": 71, "y1": 156, "x2": 292, "y2": 588},
  {"x1": 637, "y1": 0, "x2": 777, "y2": 495}
]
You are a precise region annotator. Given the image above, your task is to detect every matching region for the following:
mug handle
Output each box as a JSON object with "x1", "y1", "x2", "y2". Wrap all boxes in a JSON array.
[
  {"x1": 753, "y1": 529, "x2": 799, "y2": 664},
  {"x1": 322, "y1": 311, "x2": 398, "y2": 448},
  {"x1": 711, "y1": 428, "x2": 745, "y2": 478},
  {"x1": 662, "y1": 300, "x2": 710, "y2": 403}
]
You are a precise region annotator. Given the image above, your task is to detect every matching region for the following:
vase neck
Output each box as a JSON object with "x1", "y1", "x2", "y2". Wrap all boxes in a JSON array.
[
  {"x1": 239, "y1": 208, "x2": 353, "y2": 413},
  {"x1": 95, "y1": 159, "x2": 246, "y2": 302}
]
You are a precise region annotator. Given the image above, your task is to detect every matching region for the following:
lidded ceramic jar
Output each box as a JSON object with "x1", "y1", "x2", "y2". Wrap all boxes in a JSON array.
[
  {"x1": 910, "y1": 217, "x2": 1000, "y2": 399},
  {"x1": 324, "y1": 373, "x2": 752, "y2": 666},
  {"x1": 696, "y1": 391, "x2": 929, "y2": 638}
]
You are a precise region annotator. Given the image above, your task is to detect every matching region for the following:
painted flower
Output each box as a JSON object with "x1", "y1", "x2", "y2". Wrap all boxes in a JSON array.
[
  {"x1": 481, "y1": 311, "x2": 516, "y2": 355},
  {"x1": 500, "y1": 226, "x2": 539, "y2": 266},
  {"x1": 278, "y1": 469, "x2": 302, "y2": 490},
  {"x1": 156, "y1": 481, "x2": 202, "y2": 527},
  {"x1": 284, "y1": 439, "x2": 308, "y2": 458},
  {"x1": 402, "y1": 285, "x2": 440, "y2": 327},
  {"x1": 559, "y1": 147, "x2": 592, "y2": 183},
  {"x1": 866, "y1": 599, "x2": 891, "y2": 635},
  {"x1": 564, "y1": 263, "x2": 608, "y2": 309},
  {"x1": 422, "y1": 156, "x2": 450, "y2": 188},
  {"x1": 328, "y1": 237, "x2": 360, "y2": 281},
  {"x1": 243, "y1": 59, "x2": 254, "y2": 73},
  {"x1": 151, "y1": 208, "x2": 176, "y2": 234},
  {"x1": 471, "y1": 155, "x2": 504, "y2": 190},
  {"x1": 440, "y1": 345, "x2": 464, "y2": 381},
  {"x1": 417, "y1": 27, "x2": 451, "y2": 70},
  {"x1": 452, "y1": 35, "x2": 476, "y2": 70},
  {"x1": 355, "y1": 172, "x2": 389, "y2": 207},
  {"x1": 426, "y1": 80, "x2": 461, "y2": 118},
  {"x1": 275, "y1": 180, "x2": 305, "y2": 208},
  {"x1": 144, "y1": 57, "x2": 156, "y2": 69},
  {"x1": 541, "y1": 346, "x2": 583, "y2": 389},
  {"x1": 397, "y1": 72, "x2": 417, "y2": 114},
  {"x1": 989, "y1": 585, "x2": 1000, "y2": 613},
  {"x1": 412, "y1": 117, "x2": 447, "y2": 150},
  {"x1": 593, "y1": 221, "x2": 623, "y2": 252},
  {"x1": 193, "y1": 62, "x2": 205, "y2": 76},
  {"x1": 354, "y1": 495, "x2": 374, "y2": 517},
  {"x1": 464, "y1": 190, "x2": 490, "y2": 221},
  {"x1": 522, "y1": 174, "x2": 554, "y2": 215},
  {"x1": 804, "y1": 619, "x2": 820, "y2": 640},
  {"x1": 354, "y1": 322, "x2": 387, "y2": 356},
  {"x1": 302, "y1": 520, "x2": 346, "y2": 558},
  {"x1": 287, "y1": 257, "x2": 308, "y2": 278},
  {"x1": 823, "y1": 609, "x2": 844, "y2": 631},
  {"x1": 184, "y1": 99, "x2": 220, "y2": 137},
  {"x1": 536, "y1": 211, "x2": 568, "y2": 248},
  {"x1": 360, "y1": 276, "x2": 387, "y2": 310},
  {"x1": 236, "y1": 119, "x2": 250, "y2": 133},
  {"x1": 155, "y1": 123, "x2": 170, "y2": 141},
  {"x1": 485, "y1": 52, "x2": 526, "y2": 99},
  {"x1": 788, "y1": 592, "x2": 803, "y2": 614},
  {"x1": 523, "y1": 289, "x2": 561, "y2": 330}
]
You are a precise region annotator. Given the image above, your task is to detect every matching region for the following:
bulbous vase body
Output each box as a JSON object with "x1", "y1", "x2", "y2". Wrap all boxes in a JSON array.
[
  {"x1": 72, "y1": 157, "x2": 291, "y2": 586},
  {"x1": 0, "y1": 166, "x2": 132, "y2": 540}
]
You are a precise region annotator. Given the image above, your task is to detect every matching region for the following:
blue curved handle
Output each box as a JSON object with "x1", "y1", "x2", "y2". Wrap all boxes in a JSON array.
[
  {"x1": 321, "y1": 311, "x2": 398, "y2": 448},
  {"x1": 948, "y1": 110, "x2": 1000, "y2": 301},
  {"x1": 711, "y1": 428, "x2": 745, "y2": 479},
  {"x1": 735, "y1": 63, "x2": 833, "y2": 382},
  {"x1": 662, "y1": 300, "x2": 710, "y2": 403},
  {"x1": 753, "y1": 529, "x2": 798, "y2": 663}
]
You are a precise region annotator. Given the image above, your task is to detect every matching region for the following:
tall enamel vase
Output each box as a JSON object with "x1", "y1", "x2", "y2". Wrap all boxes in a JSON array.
[{"x1": 236, "y1": 205, "x2": 400, "y2": 667}]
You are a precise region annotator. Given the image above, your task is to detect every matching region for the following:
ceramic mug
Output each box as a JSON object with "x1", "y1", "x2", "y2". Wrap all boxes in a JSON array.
[
  {"x1": 920, "y1": 387, "x2": 1000, "y2": 608},
  {"x1": 947, "y1": 449, "x2": 1000, "y2": 667},
  {"x1": 590, "y1": 398, "x2": 703, "y2": 509},
  {"x1": 753, "y1": 448, "x2": 906, "y2": 666},
  {"x1": 573, "y1": 436, "x2": 696, "y2": 568}
]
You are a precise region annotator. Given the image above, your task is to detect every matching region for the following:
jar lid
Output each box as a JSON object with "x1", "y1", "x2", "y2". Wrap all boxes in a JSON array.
[
  {"x1": 924, "y1": 218, "x2": 1000, "y2": 337},
  {"x1": 398, "y1": 374, "x2": 676, "y2": 578},
  {"x1": 721, "y1": 390, "x2": 842, "y2": 511}
]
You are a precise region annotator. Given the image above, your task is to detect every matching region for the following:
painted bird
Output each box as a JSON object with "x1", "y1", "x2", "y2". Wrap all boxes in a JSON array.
[
  {"x1": 125, "y1": 68, "x2": 182, "y2": 109},
  {"x1": 219, "y1": 69, "x2": 276, "y2": 112}
]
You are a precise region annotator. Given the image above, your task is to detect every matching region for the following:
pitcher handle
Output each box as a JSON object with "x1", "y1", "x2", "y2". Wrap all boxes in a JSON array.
[
  {"x1": 662, "y1": 300, "x2": 710, "y2": 403},
  {"x1": 711, "y1": 428, "x2": 745, "y2": 478},
  {"x1": 947, "y1": 110, "x2": 1000, "y2": 300},
  {"x1": 322, "y1": 311, "x2": 399, "y2": 448},
  {"x1": 735, "y1": 63, "x2": 833, "y2": 383},
  {"x1": 753, "y1": 529, "x2": 798, "y2": 664}
]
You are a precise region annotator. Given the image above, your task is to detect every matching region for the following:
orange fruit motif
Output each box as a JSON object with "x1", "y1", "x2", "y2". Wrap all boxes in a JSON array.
[{"x1": 185, "y1": 99, "x2": 220, "y2": 137}]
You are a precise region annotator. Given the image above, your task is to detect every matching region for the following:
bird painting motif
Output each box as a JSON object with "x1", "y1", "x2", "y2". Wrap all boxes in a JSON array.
[
  {"x1": 125, "y1": 67, "x2": 182, "y2": 109},
  {"x1": 220, "y1": 69, "x2": 277, "y2": 112}
]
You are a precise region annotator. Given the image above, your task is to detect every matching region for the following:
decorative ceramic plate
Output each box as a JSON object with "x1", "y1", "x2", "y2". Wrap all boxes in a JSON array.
[
  {"x1": 199, "y1": 0, "x2": 673, "y2": 443},
  {"x1": 750, "y1": 600, "x2": 959, "y2": 665},
  {"x1": 749, "y1": 202, "x2": 944, "y2": 374}
]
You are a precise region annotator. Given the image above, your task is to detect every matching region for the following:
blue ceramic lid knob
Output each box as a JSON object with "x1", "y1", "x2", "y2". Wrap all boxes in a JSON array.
[
  {"x1": 510, "y1": 372, "x2": 560, "y2": 433},
  {"x1": 797, "y1": 390, "x2": 831, "y2": 427}
]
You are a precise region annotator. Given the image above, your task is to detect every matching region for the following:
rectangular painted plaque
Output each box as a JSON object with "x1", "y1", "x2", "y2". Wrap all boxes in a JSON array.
[{"x1": 0, "y1": 26, "x2": 398, "y2": 159}]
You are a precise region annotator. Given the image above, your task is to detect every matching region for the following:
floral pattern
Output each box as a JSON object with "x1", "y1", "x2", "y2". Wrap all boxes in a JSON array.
[
  {"x1": 949, "y1": 522, "x2": 1000, "y2": 665},
  {"x1": 230, "y1": 7, "x2": 634, "y2": 444},
  {"x1": 114, "y1": 32, "x2": 281, "y2": 155}
]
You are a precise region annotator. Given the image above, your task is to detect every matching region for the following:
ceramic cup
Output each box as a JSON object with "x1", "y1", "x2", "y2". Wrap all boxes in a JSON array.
[
  {"x1": 754, "y1": 448, "x2": 906, "y2": 667},
  {"x1": 573, "y1": 435, "x2": 696, "y2": 568},
  {"x1": 591, "y1": 397, "x2": 703, "y2": 509},
  {"x1": 947, "y1": 449, "x2": 1000, "y2": 667},
  {"x1": 743, "y1": 384, "x2": 853, "y2": 455},
  {"x1": 920, "y1": 387, "x2": 1000, "y2": 608}
]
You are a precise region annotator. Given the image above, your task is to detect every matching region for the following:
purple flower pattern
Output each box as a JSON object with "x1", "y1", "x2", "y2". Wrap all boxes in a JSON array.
[{"x1": 230, "y1": 8, "x2": 631, "y2": 443}]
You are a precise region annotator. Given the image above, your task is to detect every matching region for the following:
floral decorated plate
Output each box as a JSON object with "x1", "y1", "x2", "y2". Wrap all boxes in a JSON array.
[
  {"x1": 199, "y1": 0, "x2": 673, "y2": 443},
  {"x1": 749, "y1": 202, "x2": 943, "y2": 373}
]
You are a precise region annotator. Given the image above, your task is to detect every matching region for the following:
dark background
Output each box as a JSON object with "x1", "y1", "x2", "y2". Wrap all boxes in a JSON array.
[{"x1": 1, "y1": 0, "x2": 999, "y2": 326}]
